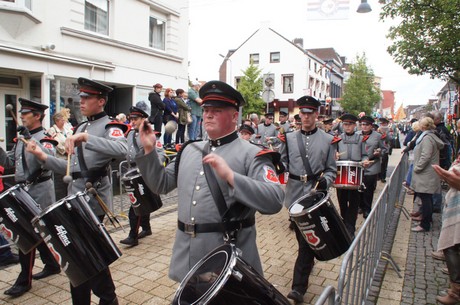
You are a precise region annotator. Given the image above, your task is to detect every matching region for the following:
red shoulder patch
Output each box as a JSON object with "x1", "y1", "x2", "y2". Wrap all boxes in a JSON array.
[
  {"x1": 277, "y1": 133, "x2": 286, "y2": 143},
  {"x1": 13, "y1": 137, "x2": 18, "y2": 143},
  {"x1": 256, "y1": 148, "x2": 275, "y2": 157},
  {"x1": 381, "y1": 134, "x2": 387, "y2": 139},
  {"x1": 362, "y1": 135, "x2": 369, "y2": 142},
  {"x1": 331, "y1": 136, "x2": 342, "y2": 144},
  {"x1": 156, "y1": 141, "x2": 163, "y2": 148}
]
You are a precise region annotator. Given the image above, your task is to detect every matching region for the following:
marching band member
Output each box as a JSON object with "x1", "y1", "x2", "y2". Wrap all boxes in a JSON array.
[
  {"x1": 336, "y1": 114, "x2": 369, "y2": 237},
  {"x1": 257, "y1": 112, "x2": 277, "y2": 145},
  {"x1": 278, "y1": 96, "x2": 338, "y2": 304},
  {"x1": 378, "y1": 117, "x2": 394, "y2": 183},
  {"x1": 119, "y1": 103, "x2": 166, "y2": 247},
  {"x1": 278, "y1": 111, "x2": 291, "y2": 134},
  {"x1": 28, "y1": 78, "x2": 127, "y2": 305},
  {"x1": 358, "y1": 115, "x2": 386, "y2": 218},
  {"x1": 0, "y1": 99, "x2": 60, "y2": 297},
  {"x1": 135, "y1": 81, "x2": 284, "y2": 283}
]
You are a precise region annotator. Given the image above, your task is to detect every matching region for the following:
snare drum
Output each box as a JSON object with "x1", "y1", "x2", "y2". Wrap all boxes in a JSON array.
[
  {"x1": 121, "y1": 168, "x2": 163, "y2": 216},
  {"x1": 333, "y1": 160, "x2": 363, "y2": 190},
  {"x1": 0, "y1": 184, "x2": 42, "y2": 254},
  {"x1": 289, "y1": 191, "x2": 352, "y2": 261},
  {"x1": 32, "y1": 192, "x2": 122, "y2": 287},
  {"x1": 172, "y1": 243, "x2": 290, "y2": 305}
]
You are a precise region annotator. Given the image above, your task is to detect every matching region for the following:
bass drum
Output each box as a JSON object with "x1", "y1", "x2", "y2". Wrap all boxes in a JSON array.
[
  {"x1": 289, "y1": 191, "x2": 352, "y2": 261},
  {"x1": 121, "y1": 167, "x2": 163, "y2": 216},
  {"x1": 172, "y1": 244, "x2": 290, "y2": 305},
  {"x1": 0, "y1": 184, "x2": 42, "y2": 254},
  {"x1": 32, "y1": 192, "x2": 122, "y2": 287}
]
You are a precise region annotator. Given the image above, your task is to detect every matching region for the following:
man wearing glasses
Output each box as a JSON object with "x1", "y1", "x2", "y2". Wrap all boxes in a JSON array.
[{"x1": 358, "y1": 116, "x2": 386, "y2": 218}]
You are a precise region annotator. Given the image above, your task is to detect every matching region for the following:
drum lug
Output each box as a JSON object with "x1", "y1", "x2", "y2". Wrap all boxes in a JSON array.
[
  {"x1": 66, "y1": 202, "x2": 72, "y2": 210},
  {"x1": 232, "y1": 269, "x2": 243, "y2": 282}
]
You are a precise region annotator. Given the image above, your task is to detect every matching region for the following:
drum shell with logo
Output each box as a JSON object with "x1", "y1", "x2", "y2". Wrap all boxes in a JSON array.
[
  {"x1": 172, "y1": 243, "x2": 290, "y2": 305},
  {"x1": 0, "y1": 184, "x2": 42, "y2": 254},
  {"x1": 121, "y1": 168, "x2": 163, "y2": 216},
  {"x1": 289, "y1": 191, "x2": 352, "y2": 261},
  {"x1": 32, "y1": 192, "x2": 122, "y2": 287},
  {"x1": 333, "y1": 160, "x2": 363, "y2": 190}
]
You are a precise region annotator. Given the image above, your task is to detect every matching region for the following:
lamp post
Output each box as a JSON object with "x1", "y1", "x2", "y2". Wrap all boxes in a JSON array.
[
  {"x1": 357, "y1": 0, "x2": 372, "y2": 13},
  {"x1": 219, "y1": 53, "x2": 242, "y2": 126}
]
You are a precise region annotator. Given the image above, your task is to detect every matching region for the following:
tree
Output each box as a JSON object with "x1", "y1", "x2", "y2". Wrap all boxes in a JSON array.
[
  {"x1": 340, "y1": 54, "x2": 381, "y2": 116},
  {"x1": 238, "y1": 63, "x2": 265, "y2": 117},
  {"x1": 380, "y1": 0, "x2": 460, "y2": 84}
]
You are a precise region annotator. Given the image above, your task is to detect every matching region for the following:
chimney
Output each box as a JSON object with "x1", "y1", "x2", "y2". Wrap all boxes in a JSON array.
[{"x1": 293, "y1": 38, "x2": 303, "y2": 48}]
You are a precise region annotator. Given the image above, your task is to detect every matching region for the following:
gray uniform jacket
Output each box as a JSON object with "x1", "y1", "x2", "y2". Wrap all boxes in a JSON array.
[
  {"x1": 126, "y1": 129, "x2": 166, "y2": 167},
  {"x1": 279, "y1": 121, "x2": 291, "y2": 133},
  {"x1": 43, "y1": 113, "x2": 128, "y2": 216},
  {"x1": 0, "y1": 127, "x2": 55, "y2": 208},
  {"x1": 279, "y1": 128, "x2": 337, "y2": 208},
  {"x1": 359, "y1": 130, "x2": 385, "y2": 176},
  {"x1": 136, "y1": 135, "x2": 285, "y2": 282},
  {"x1": 257, "y1": 123, "x2": 277, "y2": 145},
  {"x1": 337, "y1": 132, "x2": 368, "y2": 162}
]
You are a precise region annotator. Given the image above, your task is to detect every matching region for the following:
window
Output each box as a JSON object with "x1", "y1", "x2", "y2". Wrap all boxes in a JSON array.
[
  {"x1": 149, "y1": 16, "x2": 165, "y2": 50},
  {"x1": 282, "y1": 75, "x2": 294, "y2": 93},
  {"x1": 85, "y1": 0, "x2": 108, "y2": 35},
  {"x1": 270, "y1": 52, "x2": 280, "y2": 63},
  {"x1": 1, "y1": 0, "x2": 31, "y2": 9},
  {"x1": 249, "y1": 53, "x2": 259, "y2": 65}
]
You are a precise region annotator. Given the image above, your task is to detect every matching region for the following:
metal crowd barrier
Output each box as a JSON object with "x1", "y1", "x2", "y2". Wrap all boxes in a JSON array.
[{"x1": 315, "y1": 153, "x2": 409, "y2": 305}]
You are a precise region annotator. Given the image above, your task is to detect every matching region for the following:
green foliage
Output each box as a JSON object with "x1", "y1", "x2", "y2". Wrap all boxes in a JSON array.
[
  {"x1": 237, "y1": 63, "x2": 265, "y2": 117},
  {"x1": 340, "y1": 54, "x2": 381, "y2": 116},
  {"x1": 380, "y1": 0, "x2": 460, "y2": 84}
]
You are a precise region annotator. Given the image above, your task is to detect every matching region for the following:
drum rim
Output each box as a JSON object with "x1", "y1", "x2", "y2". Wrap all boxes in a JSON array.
[
  {"x1": 34, "y1": 192, "x2": 86, "y2": 219},
  {"x1": 121, "y1": 167, "x2": 141, "y2": 181},
  {"x1": 336, "y1": 160, "x2": 362, "y2": 166},
  {"x1": 0, "y1": 183, "x2": 23, "y2": 199},
  {"x1": 174, "y1": 244, "x2": 236, "y2": 305},
  {"x1": 288, "y1": 191, "x2": 329, "y2": 216}
]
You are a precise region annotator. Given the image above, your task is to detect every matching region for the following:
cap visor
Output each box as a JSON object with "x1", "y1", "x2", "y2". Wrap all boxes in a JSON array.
[
  {"x1": 202, "y1": 101, "x2": 237, "y2": 108},
  {"x1": 300, "y1": 108, "x2": 314, "y2": 113}
]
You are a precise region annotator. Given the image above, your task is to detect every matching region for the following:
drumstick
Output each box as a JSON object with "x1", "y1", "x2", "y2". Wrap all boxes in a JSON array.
[
  {"x1": 6, "y1": 104, "x2": 19, "y2": 126},
  {"x1": 63, "y1": 154, "x2": 72, "y2": 184},
  {"x1": 86, "y1": 183, "x2": 125, "y2": 232},
  {"x1": 310, "y1": 172, "x2": 325, "y2": 195},
  {"x1": 0, "y1": 137, "x2": 4, "y2": 142},
  {"x1": 338, "y1": 151, "x2": 347, "y2": 156}
]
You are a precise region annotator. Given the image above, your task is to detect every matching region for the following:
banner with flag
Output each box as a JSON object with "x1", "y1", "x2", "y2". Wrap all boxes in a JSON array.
[
  {"x1": 394, "y1": 104, "x2": 406, "y2": 122},
  {"x1": 306, "y1": 0, "x2": 350, "y2": 20}
]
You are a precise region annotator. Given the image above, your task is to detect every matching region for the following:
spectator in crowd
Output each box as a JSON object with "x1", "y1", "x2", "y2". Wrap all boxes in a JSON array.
[
  {"x1": 187, "y1": 81, "x2": 203, "y2": 140},
  {"x1": 162, "y1": 88, "x2": 178, "y2": 145},
  {"x1": 433, "y1": 159, "x2": 460, "y2": 304},
  {"x1": 148, "y1": 83, "x2": 165, "y2": 134},
  {"x1": 410, "y1": 117, "x2": 444, "y2": 232},
  {"x1": 174, "y1": 89, "x2": 191, "y2": 144}
]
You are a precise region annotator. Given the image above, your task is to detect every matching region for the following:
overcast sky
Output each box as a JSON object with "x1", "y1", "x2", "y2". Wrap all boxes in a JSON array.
[{"x1": 187, "y1": 0, "x2": 445, "y2": 108}]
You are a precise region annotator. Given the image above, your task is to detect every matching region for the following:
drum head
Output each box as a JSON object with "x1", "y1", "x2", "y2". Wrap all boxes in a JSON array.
[
  {"x1": 289, "y1": 191, "x2": 327, "y2": 215},
  {"x1": 175, "y1": 245, "x2": 233, "y2": 305}
]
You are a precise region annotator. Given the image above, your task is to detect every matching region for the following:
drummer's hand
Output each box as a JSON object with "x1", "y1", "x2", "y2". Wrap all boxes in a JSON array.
[
  {"x1": 433, "y1": 164, "x2": 460, "y2": 190},
  {"x1": 138, "y1": 120, "x2": 157, "y2": 154},
  {"x1": 65, "y1": 133, "x2": 88, "y2": 155},
  {"x1": 361, "y1": 160, "x2": 370, "y2": 168},
  {"x1": 25, "y1": 139, "x2": 48, "y2": 161},
  {"x1": 203, "y1": 153, "x2": 234, "y2": 187},
  {"x1": 335, "y1": 152, "x2": 340, "y2": 160}
]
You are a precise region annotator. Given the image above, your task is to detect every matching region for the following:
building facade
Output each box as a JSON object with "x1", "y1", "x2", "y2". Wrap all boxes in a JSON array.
[
  {"x1": 218, "y1": 27, "x2": 344, "y2": 120},
  {"x1": 0, "y1": 0, "x2": 189, "y2": 151}
]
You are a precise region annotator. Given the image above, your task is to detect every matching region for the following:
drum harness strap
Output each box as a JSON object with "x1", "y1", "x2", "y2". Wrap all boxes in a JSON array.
[
  {"x1": 19, "y1": 131, "x2": 52, "y2": 186},
  {"x1": 177, "y1": 142, "x2": 255, "y2": 243},
  {"x1": 73, "y1": 122, "x2": 110, "y2": 184},
  {"x1": 288, "y1": 131, "x2": 322, "y2": 183}
]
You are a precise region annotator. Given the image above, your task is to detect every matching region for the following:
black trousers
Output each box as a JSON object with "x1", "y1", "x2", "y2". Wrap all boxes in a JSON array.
[
  {"x1": 416, "y1": 192, "x2": 433, "y2": 231},
  {"x1": 16, "y1": 241, "x2": 60, "y2": 286},
  {"x1": 291, "y1": 224, "x2": 315, "y2": 295},
  {"x1": 150, "y1": 112, "x2": 163, "y2": 134},
  {"x1": 128, "y1": 206, "x2": 151, "y2": 238},
  {"x1": 337, "y1": 189, "x2": 360, "y2": 236},
  {"x1": 444, "y1": 244, "x2": 460, "y2": 284},
  {"x1": 70, "y1": 215, "x2": 117, "y2": 305},
  {"x1": 360, "y1": 174, "x2": 378, "y2": 214}
]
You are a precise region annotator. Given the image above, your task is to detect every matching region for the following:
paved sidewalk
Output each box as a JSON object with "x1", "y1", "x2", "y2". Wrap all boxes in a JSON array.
[{"x1": 0, "y1": 150, "x2": 441, "y2": 305}]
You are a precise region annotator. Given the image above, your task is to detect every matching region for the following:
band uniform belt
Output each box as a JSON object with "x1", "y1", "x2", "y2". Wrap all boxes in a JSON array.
[
  {"x1": 177, "y1": 217, "x2": 256, "y2": 238},
  {"x1": 71, "y1": 168, "x2": 109, "y2": 180},
  {"x1": 288, "y1": 172, "x2": 321, "y2": 183}
]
